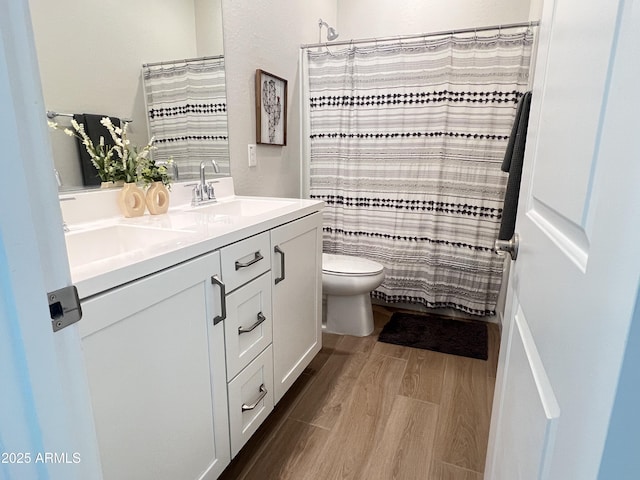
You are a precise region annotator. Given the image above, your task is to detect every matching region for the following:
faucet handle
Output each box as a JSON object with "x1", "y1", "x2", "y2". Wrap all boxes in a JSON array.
[
  {"x1": 184, "y1": 182, "x2": 203, "y2": 203},
  {"x1": 205, "y1": 182, "x2": 216, "y2": 201}
]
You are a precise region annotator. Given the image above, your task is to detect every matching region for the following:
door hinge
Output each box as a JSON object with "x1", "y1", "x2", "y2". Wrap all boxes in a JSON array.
[{"x1": 48, "y1": 285, "x2": 82, "y2": 332}]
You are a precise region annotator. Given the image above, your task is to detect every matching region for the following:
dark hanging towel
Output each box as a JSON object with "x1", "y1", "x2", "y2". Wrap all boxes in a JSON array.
[
  {"x1": 73, "y1": 113, "x2": 121, "y2": 186},
  {"x1": 498, "y1": 92, "x2": 532, "y2": 241}
]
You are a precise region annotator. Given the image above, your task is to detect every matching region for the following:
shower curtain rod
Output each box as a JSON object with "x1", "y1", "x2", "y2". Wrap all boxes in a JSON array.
[
  {"x1": 142, "y1": 54, "x2": 224, "y2": 68},
  {"x1": 300, "y1": 20, "x2": 539, "y2": 49}
]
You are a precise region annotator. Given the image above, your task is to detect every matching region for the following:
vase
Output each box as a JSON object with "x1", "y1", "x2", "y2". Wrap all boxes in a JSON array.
[
  {"x1": 145, "y1": 182, "x2": 170, "y2": 215},
  {"x1": 117, "y1": 182, "x2": 146, "y2": 217}
]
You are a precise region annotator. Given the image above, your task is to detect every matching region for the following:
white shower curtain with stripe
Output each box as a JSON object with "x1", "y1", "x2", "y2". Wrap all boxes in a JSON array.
[
  {"x1": 142, "y1": 58, "x2": 229, "y2": 178},
  {"x1": 307, "y1": 31, "x2": 533, "y2": 316}
]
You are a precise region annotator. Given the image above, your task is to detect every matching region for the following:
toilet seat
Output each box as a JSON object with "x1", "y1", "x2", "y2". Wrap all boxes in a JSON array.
[{"x1": 322, "y1": 253, "x2": 384, "y2": 277}]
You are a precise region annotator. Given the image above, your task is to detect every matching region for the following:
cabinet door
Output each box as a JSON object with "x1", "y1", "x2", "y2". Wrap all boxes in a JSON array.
[
  {"x1": 224, "y1": 271, "x2": 273, "y2": 380},
  {"x1": 79, "y1": 252, "x2": 230, "y2": 480},
  {"x1": 270, "y1": 213, "x2": 323, "y2": 403}
]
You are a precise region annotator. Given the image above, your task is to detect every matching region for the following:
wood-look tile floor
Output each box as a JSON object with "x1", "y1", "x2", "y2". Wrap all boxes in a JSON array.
[{"x1": 219, "y1": 305, "x2": 500, "y2": 480}]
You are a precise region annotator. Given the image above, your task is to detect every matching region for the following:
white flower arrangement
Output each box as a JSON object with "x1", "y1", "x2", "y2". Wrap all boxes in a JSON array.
[
  {"x1": 100, "y1": 118, "x2": 155, "y2": 184},
  {"x1": 48, "y1": 117, "x2": 156, "y2": 185},
  {"x1": 48, "y1": 118, "x2": 121, "y2": 183}
]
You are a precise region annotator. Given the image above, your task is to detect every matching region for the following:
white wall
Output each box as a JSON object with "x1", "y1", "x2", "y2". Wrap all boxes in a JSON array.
[
  {"x1": 222, "y1": 0, "x2": 337, "y2": 197},
  {"x1": 29, "y1": 0, "x2": 199, "y2": 188},
  {"x1": 195, "y1": 0, "x2": 224, "y2": 57},
  {"x1": 338, "y1": 0, "x2": 532, "y2": 43}
]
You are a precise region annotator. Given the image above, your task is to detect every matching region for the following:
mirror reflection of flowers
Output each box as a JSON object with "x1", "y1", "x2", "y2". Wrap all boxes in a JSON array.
[
  {"x1": 101, "y1": 118, "x2": 155, "y2": 184},
  {"x1": 48, "y1": 118, "x2": 123, "y2": 183},
  {"x1": 140, "y1": 157, "x2": 173, "y2": 189}
]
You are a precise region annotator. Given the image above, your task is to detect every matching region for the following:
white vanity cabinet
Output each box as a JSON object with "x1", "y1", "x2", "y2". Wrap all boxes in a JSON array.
[
  {"x1": 271, "y1": 212, "x2": 323, "y2": 403},
  {"x1": 70, "y1": 195, "x2": 324, "y2": 479},
  {"x1": 79, "y1": 251, "x2": 230, "y2": 480}
]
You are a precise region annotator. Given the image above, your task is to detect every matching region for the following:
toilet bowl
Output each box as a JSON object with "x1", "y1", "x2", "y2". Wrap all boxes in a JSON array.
[{"x1": 322, "y1": 253, "x2": 385, "y2": 336}]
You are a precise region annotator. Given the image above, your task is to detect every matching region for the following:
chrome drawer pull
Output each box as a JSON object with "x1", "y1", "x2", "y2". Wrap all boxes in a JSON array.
[
  {"x1": 235, "y1": 251, "x2": 263, "y2": 270},
  {"x1": 274, "y1": 245, "x2": 285, "y2": 284},
  {"x1": 238, "y1": 312, "x2": 267, "y2": 334},
  {"x1": 241, "y1": 384, "x2": 267, "y2": 412},
  {"x1": 210, "y1": 275, "x2": 227, "y2": 325}
]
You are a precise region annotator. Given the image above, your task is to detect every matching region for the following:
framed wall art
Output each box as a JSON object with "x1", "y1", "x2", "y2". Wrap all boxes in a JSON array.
[{"x1": 255, "y1": 69, "x2": 287, "y2": 146}]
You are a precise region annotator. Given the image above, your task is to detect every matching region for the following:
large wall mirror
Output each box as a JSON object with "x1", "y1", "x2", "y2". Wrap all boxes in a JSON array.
[{"x1": 29, "y1": 0, "x2": 230, "y2": 191}]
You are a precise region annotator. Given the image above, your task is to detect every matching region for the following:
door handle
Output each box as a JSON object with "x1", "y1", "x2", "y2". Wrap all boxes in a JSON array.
[
  {"x1": 494, "y1": 233, "x2": 519, "y2": 261},
  {"x1": 274, "y1": 245, "x2": 285, "y2": 284},
  {"x1": 210, "y1": 275, "x2": 227, "y2": 324}
]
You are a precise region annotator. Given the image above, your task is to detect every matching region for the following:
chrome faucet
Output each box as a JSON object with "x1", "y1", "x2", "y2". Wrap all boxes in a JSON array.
[
  {"x1": 191, "y1": 160, "x2": 219, "y2": 206},
  {"x1": 157, "y1": 160, "x2": 179, "y2": 181}
]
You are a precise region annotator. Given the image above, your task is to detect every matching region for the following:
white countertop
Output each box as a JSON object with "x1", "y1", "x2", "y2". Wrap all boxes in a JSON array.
[{"x1": 61, "y1": 179, "x2": 323, "y2": 299}]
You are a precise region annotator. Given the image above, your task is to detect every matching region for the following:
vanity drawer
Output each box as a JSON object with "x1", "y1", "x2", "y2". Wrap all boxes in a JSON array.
[
  {"x1": 224, "y1": 272, "x2": 273, "y2": 380},
  {"x1": 221, "y1": 231, "x2": 270, "y2": 292},
  {"x1": 228, "y1": 345, "x2": 274, "y2": 457}
]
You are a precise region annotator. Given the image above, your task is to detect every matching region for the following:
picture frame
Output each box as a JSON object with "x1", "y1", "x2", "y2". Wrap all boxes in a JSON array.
[{"x1": 255, "y1": 69, "x2": 287, "y2": 146}]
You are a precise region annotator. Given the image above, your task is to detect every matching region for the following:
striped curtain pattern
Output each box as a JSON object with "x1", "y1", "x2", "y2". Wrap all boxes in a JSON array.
[
  {"x1": 307, "y1": 31, "x2": 533, "y2": 316},
  {"x1": 142, "y1": 58, "x2": 229, "y2": 179}
]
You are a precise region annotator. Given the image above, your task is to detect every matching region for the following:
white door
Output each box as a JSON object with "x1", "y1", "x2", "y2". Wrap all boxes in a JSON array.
[
  {"x1": 0, "y1": 1, "x2": 101, "y2": 479},
  {"x1": 486, "y1": 0, "x2": 640, "y2": 479}
]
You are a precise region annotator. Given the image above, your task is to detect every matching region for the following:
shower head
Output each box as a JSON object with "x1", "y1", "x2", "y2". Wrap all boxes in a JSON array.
[{"x1": 318, "y1": 18, "x2": 339, "y2": 42}]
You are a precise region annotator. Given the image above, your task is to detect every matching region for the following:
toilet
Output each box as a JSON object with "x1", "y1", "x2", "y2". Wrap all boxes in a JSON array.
[{"x1": 322, "y1": 253, "x2": 385, "y2": 337}]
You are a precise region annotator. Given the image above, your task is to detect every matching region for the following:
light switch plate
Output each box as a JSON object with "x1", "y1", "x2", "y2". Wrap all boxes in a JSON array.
[{"x1": 248, "y1": 144, "x2": 257, "y2": 167}]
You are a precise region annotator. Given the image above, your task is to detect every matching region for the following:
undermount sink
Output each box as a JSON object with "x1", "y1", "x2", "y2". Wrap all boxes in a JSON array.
[
  {"x1": 65, "y1": 224, "x2": 195, "y2": 271},
  {"x1": 188, "y1": 198, "x2": 295, "y2": 217}
]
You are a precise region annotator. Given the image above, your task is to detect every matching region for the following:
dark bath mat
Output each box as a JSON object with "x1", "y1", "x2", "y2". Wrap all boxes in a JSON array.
[{"x1": 378, "y1": 312, "x2": 488, "y2": 360}]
